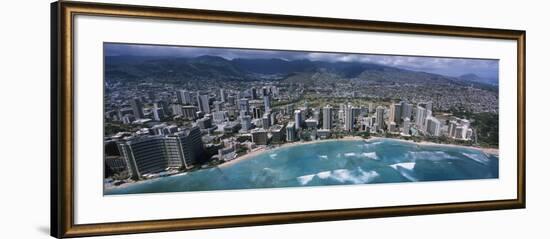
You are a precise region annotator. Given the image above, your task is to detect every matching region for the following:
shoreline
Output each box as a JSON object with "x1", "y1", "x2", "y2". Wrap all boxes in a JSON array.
[
  {"x1": 104, "y1": 171, "x2": 191, "y2": 191},
  {"x1": 218, "y1": 136, "x2": 364, "y2": 168},
  {"x1": 220, "y1": 136, "x2": 499, "y2": 169},
  {"x1": 367, "y1": 136, "x2": 499, "y2": 156},
  {"x1": 418, "y1": 141, "x2": 499, "y2": 156}
]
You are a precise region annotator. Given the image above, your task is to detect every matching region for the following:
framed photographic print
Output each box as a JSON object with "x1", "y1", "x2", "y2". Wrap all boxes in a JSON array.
[{"x1": 51, "y1": 1, "x2": 526, "y2": 238}]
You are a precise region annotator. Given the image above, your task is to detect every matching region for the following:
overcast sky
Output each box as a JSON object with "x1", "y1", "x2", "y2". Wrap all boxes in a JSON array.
[{"x1": 105, "y1": 43, "x2": 499, "y2": 79}]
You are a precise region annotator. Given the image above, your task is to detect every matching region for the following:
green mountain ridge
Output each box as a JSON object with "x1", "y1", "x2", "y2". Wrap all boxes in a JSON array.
[{"x1": 105, "y1": 55, "x2": 497, "y2": 91}]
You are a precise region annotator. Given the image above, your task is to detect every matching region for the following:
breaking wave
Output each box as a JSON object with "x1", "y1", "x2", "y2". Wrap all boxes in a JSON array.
[
  {"x1": 296, "y1": 167, "x2": 379, "y2": 185},
  {"x1": 390, "y1": 162, "x2": 418, "y2": 181},
  {"x1": 361, "y1": 152, "x2": 379, "y2": 160},
  {"x1": 461, "y1": 152, "x2": 489, "y2": 165},
  {"x1": 390, "y1": 162, "x2": 416, "y2": 171},
  {"x1": 330, "y1": 168, "x2": 379, "y2": 184},
  {"x1": 317, "y1": 171, "x2": 331, "y2": 179},
  {"x1": 407, "y1": 151, "x2": 454, "y2": 161},
  {"x1": 297, "y1": 174, "x2": 315, "y2": 185},
  {"x1": 362, "y1": 141, "x2": 383, "y2": 150},
  {"x1": 366, "y1": 141, "x2": 382, "y2": 146}
]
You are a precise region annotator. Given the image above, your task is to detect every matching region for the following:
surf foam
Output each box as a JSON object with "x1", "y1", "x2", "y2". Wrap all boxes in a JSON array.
[
  {"x1": 361, "y1": 152, "x2": 379, "y2": 160},
  {"x1": 461, "y1": 152, "x2": 489, "y2": 165}
]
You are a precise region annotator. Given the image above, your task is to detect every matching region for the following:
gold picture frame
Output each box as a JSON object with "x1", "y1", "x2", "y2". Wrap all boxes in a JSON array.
[{"x1": 51, "y1": 1, "x2": 526, "y2": 238}]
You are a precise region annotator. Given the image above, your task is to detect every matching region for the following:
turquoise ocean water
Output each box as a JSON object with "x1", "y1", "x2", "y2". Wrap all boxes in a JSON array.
[{"x1": 105, "y1": 138, "x2": 498, "y2": 195}]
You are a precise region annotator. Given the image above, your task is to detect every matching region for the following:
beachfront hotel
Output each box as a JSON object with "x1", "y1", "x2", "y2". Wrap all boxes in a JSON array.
[{"x1": 116, "y1": 126, "x2": 205, "y2": 180}]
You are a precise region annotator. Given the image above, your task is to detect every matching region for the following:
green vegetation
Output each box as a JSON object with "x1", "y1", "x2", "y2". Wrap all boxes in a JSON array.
[
  {"x1": 471, "y1": 112, "x2": 499, "y2": 147},
  {"x1": 450, "y1": 108, "x2": 499, "y2": 147},
  {"x1": 235, "y1": 146, "x2": 248, "y2": 157}
]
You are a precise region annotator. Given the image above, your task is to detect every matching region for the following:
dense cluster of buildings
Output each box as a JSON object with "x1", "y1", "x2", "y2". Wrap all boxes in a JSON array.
[
  {"x1": 104, "y1": 81, "x2": 477, "y2": 184},
  {"x1": 306, "y1": 80, "x2": 499, "y2": 114}
]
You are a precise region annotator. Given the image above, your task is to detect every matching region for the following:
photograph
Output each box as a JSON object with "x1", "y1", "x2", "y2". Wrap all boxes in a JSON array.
[
  {"x1": 47, "y1": 1, "x2": 527, "y2": 237},
  {"x1": 103, "y1": 43, "x2": 500, "y2": 195}
]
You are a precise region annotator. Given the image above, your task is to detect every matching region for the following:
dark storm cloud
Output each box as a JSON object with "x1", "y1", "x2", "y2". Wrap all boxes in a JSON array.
[{"x1": 105, "y1": 43, "x2": 498, "y2": 79}]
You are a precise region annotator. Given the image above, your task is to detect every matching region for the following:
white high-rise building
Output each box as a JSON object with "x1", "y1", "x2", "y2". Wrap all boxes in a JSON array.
[
  {"x1": 220, "y1": 89, "x2": 226, "y2": 103},
  {"x1": 338, "y1": 103, "x2": 345, "y2": 123},
  {"x1": 286, "y1": 121, "x2": 296, "y2": 142},
  {"x1": 322, "y1": 105, "x2": 332, "y2": 130},
  {"x1": 389, "y1": 102, "x2": 402, "y2": 125},
  {"x1": 415, "y1": 106, "x2": 427, "y2": 130},
  {"x1": 196, "y1": 94, "x2": 210, "y2": 113},
  {"x1": 344, "y1": 105, "x2": 354, "y2": 131},
  {"x1": 177, "y1": 90, "x2": 192, "y2": 105},
  {"x1": 448, "y1": 120, "x2": 458, "y2": 137},
  {"x1": 425, "y1": 116, "x2": 441, "y2": 136},
  {"x1": 402, "y1": 117, "x2": 411, "y2": 135},
  {"x1": 263, "y1": 95, "x2": 271, "y2": 112},
  {"x1": 152, "y1": 103, "x2": 162, "y2": 121},
  {"x1": 401, "y1": 102, "x2": 413, "y2": 121},
  {"x1": 240, "y1": 115, "x2": 252, "y2": 131},
  {"x1": 448, "y1": 118, "x2": 472, "y2": 140},
  {"x1": 389, "y1": 103, "x2": 396, "y2": 123},
  {"x1": 376, "y1": 106, "x2": 385, "y2": 131}
]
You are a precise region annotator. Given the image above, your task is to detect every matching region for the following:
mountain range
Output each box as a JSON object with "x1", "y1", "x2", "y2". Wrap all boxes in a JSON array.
[{"x1": 105, "y1": 55, "x2": 498, "y2": 90}]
